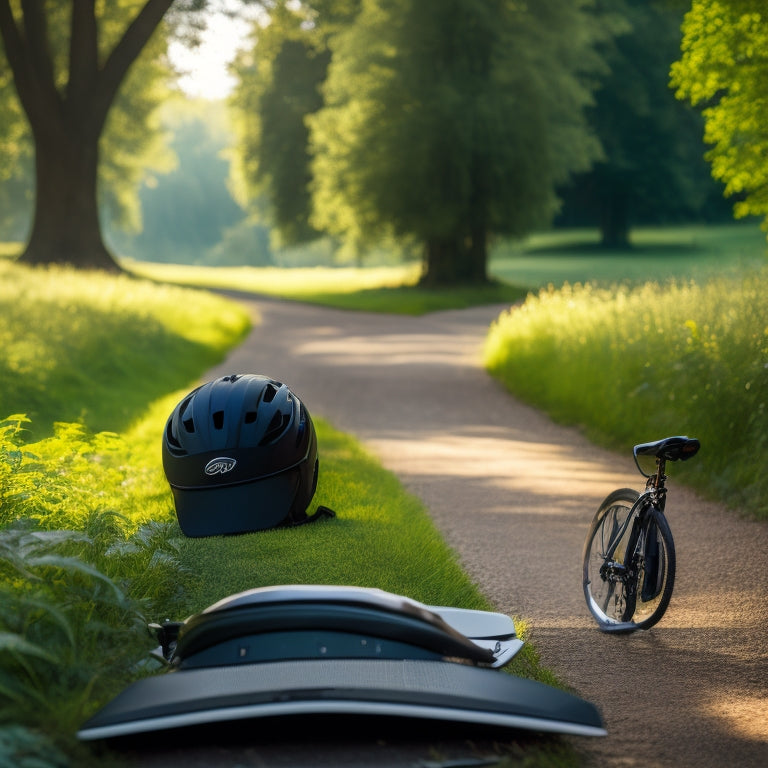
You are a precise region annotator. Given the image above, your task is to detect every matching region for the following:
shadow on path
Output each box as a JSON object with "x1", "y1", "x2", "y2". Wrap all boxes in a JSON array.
[{"x1": 196, "y1": 293, "x2": 768, "y2": 768}]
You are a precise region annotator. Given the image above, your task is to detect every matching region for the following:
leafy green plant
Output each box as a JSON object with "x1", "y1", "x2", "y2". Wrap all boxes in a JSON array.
[
  {"x1": 0, "y1": 525, "x2": 149, "y2": 732},
  {"x1": 0, "y1": 415, "x2": 187, "y2": 745},
  {"x1": 0, "y1": 724, "x2": 70, "y2": 768}
]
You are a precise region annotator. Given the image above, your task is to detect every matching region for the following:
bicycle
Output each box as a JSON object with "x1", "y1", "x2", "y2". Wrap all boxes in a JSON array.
[{"x1": 582, "y1": 435, "x2": 700, "y2": 633}]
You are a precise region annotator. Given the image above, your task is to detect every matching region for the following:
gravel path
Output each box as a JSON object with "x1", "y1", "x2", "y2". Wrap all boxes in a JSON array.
[{"x1": 135, "y1": 293, "x2": 768, "y2": 767}]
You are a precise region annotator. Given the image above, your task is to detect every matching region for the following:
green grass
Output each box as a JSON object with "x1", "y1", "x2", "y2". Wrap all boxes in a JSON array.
[
  {"x1": 124, "y1": 258, "x2": 528, "y2": 314},
  {"x1": 0, "y1": 242, "x2": 22, "y2": 259},
  {"x1": 490, "y1": 223, "x2": 768, "y2": 289},
  {"x1": 484, "y1": 271, "x2": 768, "y2": 518},
  {"x1": 0, "y1": 260, "x2": 251, "y2": 435},
  {"x1": 123, "y1": 223, "x2": 767, "y2": 314},
  {"x1": 0, "y1": 261, "x2": 564, "y2": 767}
]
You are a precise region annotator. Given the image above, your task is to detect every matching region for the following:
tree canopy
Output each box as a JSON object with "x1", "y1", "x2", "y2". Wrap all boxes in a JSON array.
[
  {"x1": 558, "y1": 0, "x2": 723, "y2": 247},
  {"x1": 306, "y1": 0, "x2": 606, "y2": 285},
  {"x1": 230, "y1": 2, "x2": 333, "y2": 247},
  {"x1": 671, "y1": 0, "x2": 768, "y2": 231}
]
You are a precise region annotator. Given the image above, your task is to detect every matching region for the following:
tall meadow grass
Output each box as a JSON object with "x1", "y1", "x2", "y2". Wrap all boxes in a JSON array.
[
  {"x1": 484, "y1": 271, "x2": 768, "y2": 517},
  {"x1": 0, "y1": 261, "x2": 251, "y2": 435}
]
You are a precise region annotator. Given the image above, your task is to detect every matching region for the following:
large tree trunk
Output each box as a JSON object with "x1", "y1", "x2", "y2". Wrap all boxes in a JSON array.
[
  {"x1": 466, "y1": 220, "x2": 489, "y2": 283},
  {"x1": 0, "y1": 0, "x2": 175, "y2": 271},
  {"x1": 420, "y1": 238, "x2": 463, "y2": 287},
  {"x1": 23, "y1": 120, "x2": 118, "y2": 270},
  {"x1": 420, "y1": 229, "x2": 490, "y2": 287},
  {"x1": 599, "y1": 185, "x2": 631, "y2": 249}
]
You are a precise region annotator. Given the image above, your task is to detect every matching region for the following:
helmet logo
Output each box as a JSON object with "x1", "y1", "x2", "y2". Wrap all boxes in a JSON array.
[{"x1": 204, "y1": 457, "x2": 237, "y2": 476}]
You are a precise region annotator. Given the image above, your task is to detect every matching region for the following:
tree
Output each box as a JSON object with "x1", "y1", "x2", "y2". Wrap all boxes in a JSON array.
[
  {"x1": 230, "y1": 0, "x2": 356, "y2": 247},
  {"x1": 0, "y1": 51, "x2": 32, "y2": 240},
  {"x1": 558, "y1": 0, "x2": 723, "y2": 247},
  {"x1": 231, "y1": 3, "x2": 328, "y2": 246},
  {"x1": 0, "y1": 0, "x2": 205, "y2": 270},
  {"x1": 308, "y1": 0, "x2": 606, "y2": 286},
  {"x1": 670, "y1": 0, "x2": 768, "y2": 231},
  {"x1": 110, "y1": 98, "x2": 247, "y2": 264}
]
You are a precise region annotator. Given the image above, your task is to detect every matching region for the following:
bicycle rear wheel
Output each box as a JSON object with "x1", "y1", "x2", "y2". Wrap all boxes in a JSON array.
[{"x1": 582, "y1": 489, "x2": 675, "y2": 632}]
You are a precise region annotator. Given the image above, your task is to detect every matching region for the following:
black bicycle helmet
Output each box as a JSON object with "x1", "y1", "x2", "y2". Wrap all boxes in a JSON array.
[{"x1": 162, "y1": 374, "x2": 322, "y2": 537}]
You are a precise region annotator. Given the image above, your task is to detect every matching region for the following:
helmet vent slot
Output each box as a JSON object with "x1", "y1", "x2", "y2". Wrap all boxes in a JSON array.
[
  {"x1": 166, "y1": 422, "x2": 183, "y2": 449},
  {"x1": 212, "y1": 411, "x2": 225, "y2": 430},
  {"x1": 182, "y1": 418, "x2": 195, "y2": 433},
  {"x1": 260, "y1": 412, "x2": 289, "y2": 445},
  {"x1": 244, "y1": 410, "x2": 258, "y2": 424},
  {"x1": 263, "y1": 384, "x2": 277, "y2": 403}
]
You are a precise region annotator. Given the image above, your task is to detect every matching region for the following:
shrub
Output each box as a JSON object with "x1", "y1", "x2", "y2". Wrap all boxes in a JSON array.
[{"x1": 0, "y1": 415, "x2": 187, "y2": 747}]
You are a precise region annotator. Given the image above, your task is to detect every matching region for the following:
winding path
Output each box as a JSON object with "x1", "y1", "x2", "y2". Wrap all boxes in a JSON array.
[{"x1": 150, "y1": 293, "x2": 768, "y2": 767}]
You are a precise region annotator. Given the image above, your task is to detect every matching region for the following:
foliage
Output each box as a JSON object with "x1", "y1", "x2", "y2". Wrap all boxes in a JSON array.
[
  {"x1": 108, "y1": 98, "x2": 253, "y2": 265},
  {"x1": 308, "y1": 0, "x2": 606, "y2": 285},
  {"x1": 671, "y1": 0, "x2": 768, "y2": 234},
  {"x1": 0, "y1": 724, "x2": 70, "y2": 768},
  {"x1": 230, "y1": 1, "x2": 336, "y2": 247},
  {"x1": 0, "y1": 0, "x2": 212, "y2": 268},
  {"x1": 0, "y1": 52, "x2": 32, "y2": 241},
  {"x1": 0, "y1": 261, "x2": 561, "y2": 764},
  {"x1": 484, "y1": 270, "x2": 768, "y2": 517},
  {"x1": 0, "y1": 1, "x2": 182, "y2": 254},
  {"x1": 0, "y1": 415, "x2": 188, "y2": 747},
  {"x1": 0, "y1": 261, "x2": 250, "y2": 757},
  {"x1": 558, "y1": 0, "x2": 725, "y2": 245},
  {"x1": 0, "y1": 260, "x2": 250, "y2": 434},
  {"x1": 98, "y1": 22, "x2": 178, "y2": 235}
]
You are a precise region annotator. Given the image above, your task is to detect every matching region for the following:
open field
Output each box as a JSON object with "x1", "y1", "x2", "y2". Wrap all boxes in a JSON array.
[
  {"x1": 490, "y1": 223, "x2": 767, "y2": 288},
  {"x1": 121, "y1": 224, "x2": 767, "y2": 311}
]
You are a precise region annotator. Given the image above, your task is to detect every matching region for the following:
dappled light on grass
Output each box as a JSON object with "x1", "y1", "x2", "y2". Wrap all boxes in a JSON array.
[
  {"x1": 124, "y1": 259, "x2": 527, "y2": 315},
  {"x1": 0, "y1": 261, "x2": 250, "y2": 435},
  {"x1": 124, "y1": 259, "x2": 421, "y2": 296},
  {"x1": 490, "y1": 223, "x2": 768, "y2": 289}
]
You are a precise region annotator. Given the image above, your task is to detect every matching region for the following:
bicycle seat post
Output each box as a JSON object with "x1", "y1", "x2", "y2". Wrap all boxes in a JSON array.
[{"x1": 648, "y1": 457, "x2": 668, "y2": 508}]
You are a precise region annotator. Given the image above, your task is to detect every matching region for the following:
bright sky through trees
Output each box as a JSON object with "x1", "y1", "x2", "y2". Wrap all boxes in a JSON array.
[{"x1": 169, "y1": 9, "x2": 253, "y2": 99}]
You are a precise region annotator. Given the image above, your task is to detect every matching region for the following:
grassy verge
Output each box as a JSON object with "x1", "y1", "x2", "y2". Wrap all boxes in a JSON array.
[
  {"x1": 484, "y1": 271, "x2": 768, "y2": 519},
  {"x1": 123, "y1": 259, "x2": 529, "y2": 314},
  {"x1": 0, "y1": 260, "x2": 251, "y2": 436},
  {"x1": 491, "y1": 223, "x2": 767, "y2": 288},
  {"x1": 0, "y1": 262, "x2": 565, "y2": 767},
  {"x1": 124, "y1": 223, "x2": 766, "y2": 314}
]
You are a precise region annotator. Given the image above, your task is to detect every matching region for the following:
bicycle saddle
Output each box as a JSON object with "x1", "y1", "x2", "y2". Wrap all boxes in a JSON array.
[
  {"x1": 634, "y1": 436, "x2": 700, "y2": 463},
  {"x1": 157, "y1": 585, "x2": 504, "y2": 669}
]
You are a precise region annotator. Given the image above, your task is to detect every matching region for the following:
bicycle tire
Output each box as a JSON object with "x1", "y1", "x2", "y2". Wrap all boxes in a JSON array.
[
  {"x1": 621, "y1": 508, "x2": 676, "y2": 631},
  {"x1": 582, "y1": 489, "x2": 676, "y2": 632}
]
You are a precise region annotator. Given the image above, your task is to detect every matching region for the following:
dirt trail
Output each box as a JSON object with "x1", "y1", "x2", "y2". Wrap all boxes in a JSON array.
[{"x1": 147, "y1": 293, "x2": 768, "y2": 767}]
